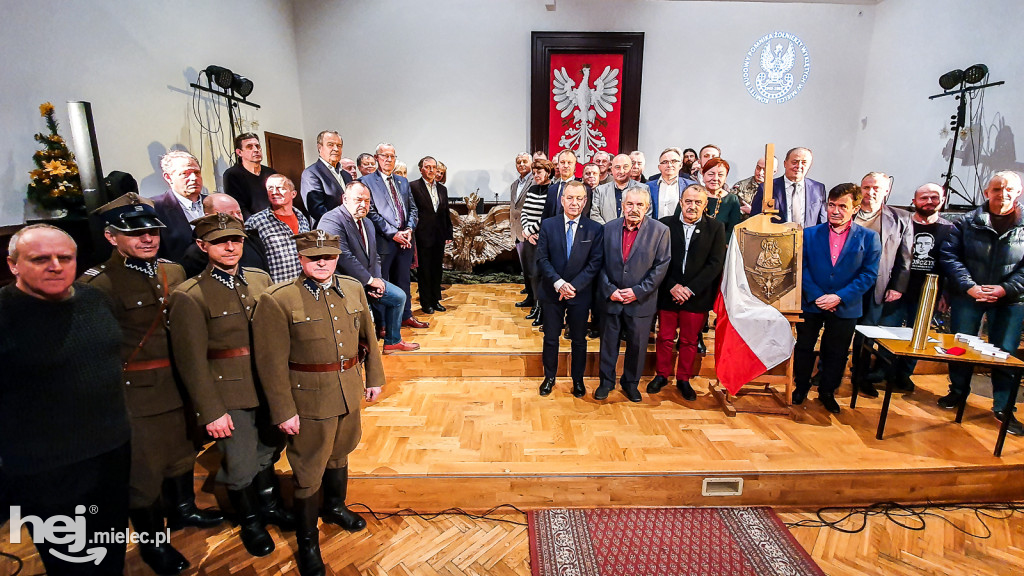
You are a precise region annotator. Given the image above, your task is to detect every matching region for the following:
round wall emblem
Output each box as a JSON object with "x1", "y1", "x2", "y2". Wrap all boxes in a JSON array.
[{"x1": 742, "y1": 31, "x2": 811, "y2": 104}]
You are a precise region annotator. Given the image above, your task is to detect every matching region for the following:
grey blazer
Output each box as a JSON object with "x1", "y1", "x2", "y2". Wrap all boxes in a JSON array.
[
  {"x1": 589, "y1": 180, "x2": 651, "y2": 225},
  {"x1": 509, "y1": 176, "x2": 530, "y2": 243},
  {"x1": 871, "y1": 205, "x2": 914, "y2": 305},
  {"x1": 598, "y1": 216, "x2": 671, "y2": 317}
]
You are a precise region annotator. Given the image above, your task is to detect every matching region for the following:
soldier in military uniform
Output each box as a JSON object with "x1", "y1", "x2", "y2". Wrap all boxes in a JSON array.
[
  {"x1": 80, "y1": 193, "x2": 224, "y2": 576},
  {"x1": 167, "y1": 213, "x2": 294, "y2": 558},
  {"x1": 252, "y1": 230, "x2": 385, "y2": 576}
]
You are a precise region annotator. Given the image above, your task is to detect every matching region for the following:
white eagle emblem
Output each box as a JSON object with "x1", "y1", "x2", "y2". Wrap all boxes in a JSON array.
[
  {"x1": 552, "y1": 65, "x2": 619, "y2": 163},
  {"x1": 756, "y1": 42, "x2": 796, "y2": 98}
]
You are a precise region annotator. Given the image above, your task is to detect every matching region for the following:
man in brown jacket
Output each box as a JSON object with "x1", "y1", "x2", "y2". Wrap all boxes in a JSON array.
[
  {"x1": 252, "y1": 230, "x2": 385, "y2": 576},
  {"x1": 81, "y1": 193, "x2": 223, "y2": 576},
  {"x1": 168, "y1": 213, "x2": 294, "y2": 557}
]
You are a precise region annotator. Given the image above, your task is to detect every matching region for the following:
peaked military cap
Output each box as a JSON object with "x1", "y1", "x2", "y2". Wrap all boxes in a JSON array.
[
  {"x1": 191, "y1": 212, "x2": 247, "y2": 242},
  {"x1": 94, "y1": 192, "x2": 166, "y2": 232},
  {"x1": 294, "y1": 229, "x2": 342, "y2": 257}
]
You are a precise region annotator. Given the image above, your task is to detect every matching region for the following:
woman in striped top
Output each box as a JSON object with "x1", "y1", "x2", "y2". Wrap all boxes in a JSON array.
[{"x1": 520, "y1": 159, "x2": 554, "y2": 325}]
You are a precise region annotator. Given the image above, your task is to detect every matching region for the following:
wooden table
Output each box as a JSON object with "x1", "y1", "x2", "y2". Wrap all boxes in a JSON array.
[{"x1": 850, "y1": 331, "x2": 1024, "y2": 456}]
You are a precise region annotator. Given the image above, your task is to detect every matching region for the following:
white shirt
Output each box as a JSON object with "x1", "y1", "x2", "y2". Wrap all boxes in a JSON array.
[
  {"x1": 552, "y1": 215, "x2": 580, "y2": 291},
  {"x1": 680, "y1": 217, "x2": 697, "y2": 272},
  {"x1": 319, "y1": 157, "x2": 346, "y2": 187},
  {"x1": 784, "y1": 176, "x2": 804, "y2": 226},
  {"x1": 426, "y1": 180, "x2": 439, "y2": 211},
  {"x1": 657, "y1": 178, "x2": 679, "y2": 220},
  {"x1": 174, "y1": 191, "x2": 206, "y2": 226}
]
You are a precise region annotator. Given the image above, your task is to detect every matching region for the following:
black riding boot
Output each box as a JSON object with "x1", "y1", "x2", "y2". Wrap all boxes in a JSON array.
[
  {"x1": 321, "y1": 467, "x2": 367, "y2": 531},
  {"x1": 294, "y1": 493, "x2": 326, "y2": 576},
  {"x1": 252, "y1": 466, "x2": 296, "y2": 531},
  {"x1": 129, "y1": 501, "x2": 190, "y2": 575},
  {"x1": 163, "y1": 472, "x2": 225, "y2": 530},
  {"x1": 228, "y1": 484, "x2": 275, "y2": 557}
]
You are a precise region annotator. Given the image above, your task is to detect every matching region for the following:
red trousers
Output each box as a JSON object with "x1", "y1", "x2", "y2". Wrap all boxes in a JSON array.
[{"x1": 655, "y1": 309, "x2": 707, "y2": 381}]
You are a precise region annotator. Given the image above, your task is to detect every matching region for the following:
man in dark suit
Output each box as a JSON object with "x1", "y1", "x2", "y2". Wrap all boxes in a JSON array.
[
  {"x1": 364, "y1": 142, "x2": 426, "y2": 328},
  {"x1": 536, "y1": 182, "x2": 605, "y2": 398},
  {"x1": 596, "y1": 188, "x2": 671, "y2": 402},
  {"x1": 793, "y1": 183, "x2": 881, "y2": 414},
  {"x1": 317, "y1": 181, "x2": 417, "y2": 353},
  {"x1": 749, "y1": 147, "x2": 826, "y2": 227},
  {"x1": 301, "y1": 130, "x2": 353, "y2": 223},
  {"x1": 648, "y1": 184, "x2": 727, "y2": 401},
  {"x1": 542, "y1": 149, "x2": 578, "y2": 219},
  {"x1": 152, "y1": 150, "x2": 205, "y2": 263},
  {"x1": 850, "y1": 172, "x2": 913, "y2": 397},
  {"x1": 410, "y1": 156, "x2": 454, "y2": 314}
]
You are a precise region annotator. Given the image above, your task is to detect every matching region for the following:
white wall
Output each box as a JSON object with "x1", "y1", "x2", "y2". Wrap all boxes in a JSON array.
[
  {"x1": 3, "y1": 0, "x2": 1014, "y2": 227},
  {"x1": 852, "y1": 0, "x2": 1024, "y2": 205},
  {"x1": 292, "y1": 0, "x2": 876, "y2": 201},
  {"x1": 0, "y1": 0, "x2": 305, "y2": 225}
]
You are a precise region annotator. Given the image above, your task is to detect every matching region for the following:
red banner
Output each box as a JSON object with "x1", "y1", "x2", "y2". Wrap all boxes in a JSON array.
[{"x1": 548, "y1": 53, "x2": 623, "y2": 177}]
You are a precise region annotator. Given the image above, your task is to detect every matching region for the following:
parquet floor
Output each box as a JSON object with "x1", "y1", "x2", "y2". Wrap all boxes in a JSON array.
[{"x1": 4, "y1": 507, "x2": 1022, "y2": 575}]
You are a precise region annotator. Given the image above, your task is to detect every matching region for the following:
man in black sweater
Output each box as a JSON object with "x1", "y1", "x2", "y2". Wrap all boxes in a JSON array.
[{"x1": 1, "y1": 224, "x2": 132, "y2": 575}]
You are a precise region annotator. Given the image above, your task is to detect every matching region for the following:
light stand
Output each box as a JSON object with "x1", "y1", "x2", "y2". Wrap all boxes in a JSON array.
[
  {"x1": 189, "y1": 66, "x2": 260, "y2": 145},
  {"x1": 928, "y1": 64, "x2": 1003, "y2": 209}
]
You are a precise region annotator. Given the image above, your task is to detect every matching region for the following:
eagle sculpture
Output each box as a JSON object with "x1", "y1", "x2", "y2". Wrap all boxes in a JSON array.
[{"x1": 444, "y1": 191, "x2": 514, "y2": 272}]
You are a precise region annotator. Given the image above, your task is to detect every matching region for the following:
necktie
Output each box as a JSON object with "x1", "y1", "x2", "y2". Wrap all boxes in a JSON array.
[
  {"x1": 356, "y1": 219, "x2": 368, "y2": 254},
  {"x1": 388, "y1": 177, "x2": 406, "y2": 228},
  {"x1": 791, "y1": 183, "x2": 804, "y2": 226},
  {"x1": 556, "y1": 182, "x2": 565, "y2": 214},
  {"x1": 566, "y1": 220, "x2": 575, "y2": 259}
]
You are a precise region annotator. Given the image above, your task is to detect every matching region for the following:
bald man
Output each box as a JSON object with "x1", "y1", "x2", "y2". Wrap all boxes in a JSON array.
[
  {"x1": 877, "y1": 183, "x2": 955, "y2": 392},
  {"x1": 589, "y1": 154, "x2": 650, "y2": 224},
  {"x1": 180, "y1": 193, "x2": 268, "y2": 277}
]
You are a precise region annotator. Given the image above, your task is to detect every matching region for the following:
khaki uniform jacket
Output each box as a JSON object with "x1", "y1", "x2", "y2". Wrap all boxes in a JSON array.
[
  {"x1": 79, "y1": 253, "x2": 187, "y2": 418},
  {"x1": 252, "y1": 274, "x2": 384, "y2": 425},
  {"x1": 168, "y1": 266, "x2": 272, "y2": 426}
]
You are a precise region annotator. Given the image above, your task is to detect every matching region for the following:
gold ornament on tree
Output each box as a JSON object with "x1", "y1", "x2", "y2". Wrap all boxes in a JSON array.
[{"x1": 26, "y1": 102, "x2": 84, "y2": 214}]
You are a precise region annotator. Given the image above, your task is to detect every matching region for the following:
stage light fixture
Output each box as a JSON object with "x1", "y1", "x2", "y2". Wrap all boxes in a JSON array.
[
  {"x1": 205, "y1": 65, "x2": 234, "y2": 89},
  {"x1": 964, "y1": 64, "x2": 988, "y2": 84},
  {"x1": 938, "y1": 69, "x2": 964, "y2": 90},
  {"x1": 231, "y1": 74, "x2": 254, "y2": 98}
]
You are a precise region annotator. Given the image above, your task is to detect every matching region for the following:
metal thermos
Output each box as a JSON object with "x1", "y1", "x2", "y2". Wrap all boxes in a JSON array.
[{"x1": 910, "y1": 274, "x2": 939, "y2": 350}]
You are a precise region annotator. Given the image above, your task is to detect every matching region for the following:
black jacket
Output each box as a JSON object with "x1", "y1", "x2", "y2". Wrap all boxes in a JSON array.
[
  {"x1": 657, "y1": 214, "x2": 727, "y2": 312},
  {"x1": 939, "y1": 205, "x2": 1024, "y2": 303}
]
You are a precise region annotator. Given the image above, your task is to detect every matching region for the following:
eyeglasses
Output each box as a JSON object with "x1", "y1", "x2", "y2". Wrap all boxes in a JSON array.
[{"x1": 659, "y1": 159, "x2": 681, "y2": 165}]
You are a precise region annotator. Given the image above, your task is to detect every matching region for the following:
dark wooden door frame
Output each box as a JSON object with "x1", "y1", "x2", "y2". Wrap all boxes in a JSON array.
[{"x1": 530, "y1": 32, "x2": 645, "y2": 156}]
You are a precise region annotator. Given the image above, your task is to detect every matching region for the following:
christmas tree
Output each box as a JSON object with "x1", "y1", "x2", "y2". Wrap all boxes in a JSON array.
[{"x1": 27, "y1": 102, "x2": 84, "y2": 213}]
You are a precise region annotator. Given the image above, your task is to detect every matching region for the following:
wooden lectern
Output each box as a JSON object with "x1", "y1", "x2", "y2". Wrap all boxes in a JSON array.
[{"x1": 709, "y1": 143, "x2": 802, "y2": 418}]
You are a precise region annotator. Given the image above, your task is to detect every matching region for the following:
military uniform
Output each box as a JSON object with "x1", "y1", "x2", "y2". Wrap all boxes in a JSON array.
[
  {"x1": 253, "y1": 271, "x2": 384, "y2": 495},
  {"x1": 83, "y1": 193, "x2": 222, "y2": 576},
  {"x1": 81, "y1": 251, "x2": 194, "y2": 506},
  {"x1": 251, "y1": 230, "x2": 385, "y2": 576},
  {"x1": 167, "y1": 213, "x2": 292, "y2": 557},
  {"x1": 170, "y1": 264, "x2": 274, "y2": 486}
]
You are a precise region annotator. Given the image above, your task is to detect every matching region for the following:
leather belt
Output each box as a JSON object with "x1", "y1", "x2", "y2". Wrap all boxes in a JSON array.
[
  {"x1": 289, "y1": 356, "x2": 361, "y2": 373},
  {"x1": 123, "y1": 358, "x2": 172, "y2": 371},
  {"x1": 207, "y1": 347, "x2": 250, "y2": 360}
]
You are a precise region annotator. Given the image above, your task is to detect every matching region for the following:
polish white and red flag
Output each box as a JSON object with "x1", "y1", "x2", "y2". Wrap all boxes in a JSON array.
[{"x1": 713, "y1": 234, "x2": 795, "y2": 394}]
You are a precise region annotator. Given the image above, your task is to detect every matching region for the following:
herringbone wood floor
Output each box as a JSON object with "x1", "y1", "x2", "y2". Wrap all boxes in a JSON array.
[{"x1": 4, "y1": 507, "x2": 1022, "y2": 575}]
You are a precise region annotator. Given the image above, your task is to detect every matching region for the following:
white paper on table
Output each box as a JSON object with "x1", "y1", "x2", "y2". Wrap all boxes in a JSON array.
[{"x1": 855, "y1": 325, "x2": 938, "y2": 342}]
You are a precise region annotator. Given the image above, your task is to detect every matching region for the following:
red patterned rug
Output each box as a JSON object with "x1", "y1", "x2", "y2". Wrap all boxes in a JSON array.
[{"x1": 528, "y1": 507, "x2": 824, "y2": 576}]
